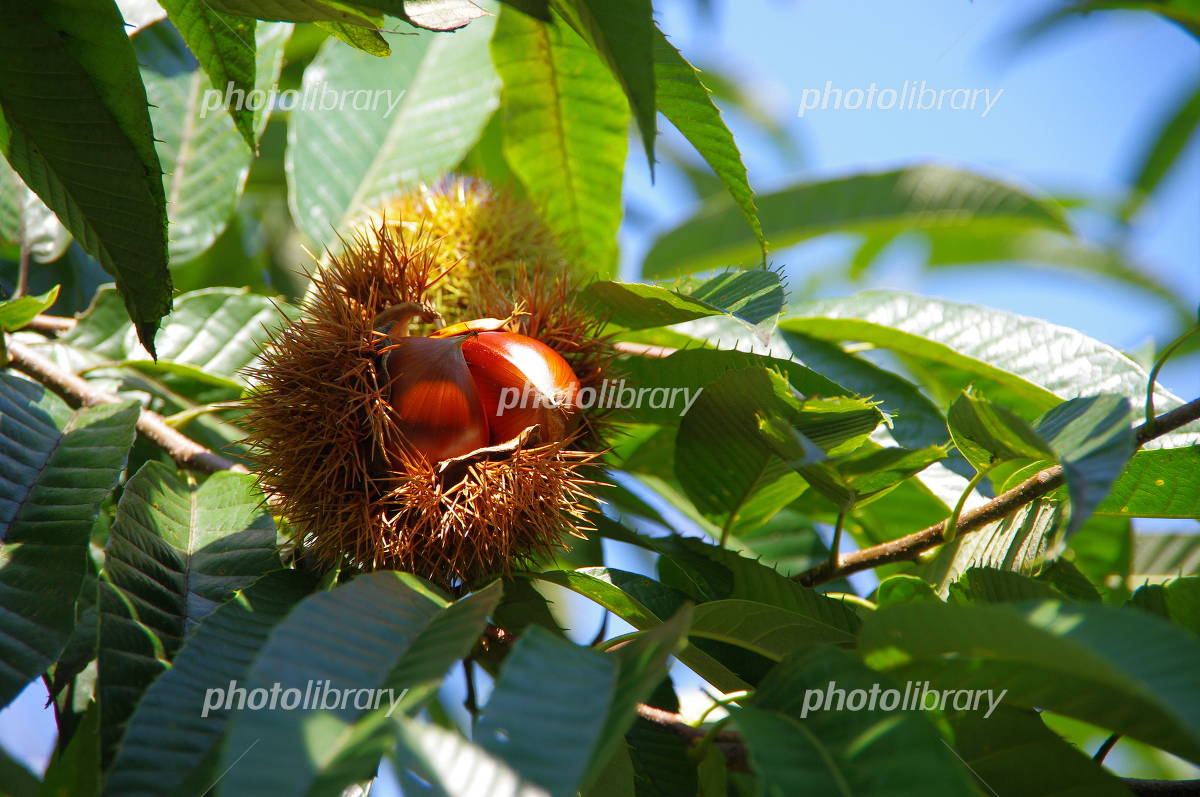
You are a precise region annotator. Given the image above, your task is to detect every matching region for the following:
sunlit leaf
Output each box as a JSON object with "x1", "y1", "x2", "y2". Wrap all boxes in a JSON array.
[
  {"x1": 653, "y1": 28, "x2": 763, "y2": 259},
  {"x1": 861, "y1": 600, "x2": 1200, "y2": 763},
  {"x1": 491, "y1": 5, "x2": 627, "y2": 272},
  {"x1": 138, "y1": 20, "x2": 291, "y2": 264},
  {"x1": 0, "y1": 0, "x2": 170, "y2": 354},
  {"x1": 644, "y1": 165, "x2": 1069, "y2": 278},
  {"x1": 288, "y1": 15, "x2": 498, "y2": 251}
]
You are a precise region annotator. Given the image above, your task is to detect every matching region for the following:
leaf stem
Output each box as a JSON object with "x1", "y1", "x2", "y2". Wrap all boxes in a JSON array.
[
  {"x1": 827, "y1": 505, "x2": 850, "y2": 572},
  {"x1": 943, "y1": 464, "x2": 993, "y2": 545},
  {"x1": 1145, "y1": 325, "x2": 1200, "y2": 431},
  {"x1": 1094, "y1": 732, "x2": 1121, "y2": 763},
  {"x1": 9, "y1": 201, "x2": 30, "y2": 299},
  {"x1": 14, "y1": 237, "x2": 30, "y2": 299},
  {"x1": 694, "y1": 691, "x2": 751, "y2": 726},
  {"x1": 687, "y1": 716, "x2": 732, "y2": 763}
]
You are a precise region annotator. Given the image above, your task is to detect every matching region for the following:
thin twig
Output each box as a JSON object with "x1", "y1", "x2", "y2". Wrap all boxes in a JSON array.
[
  {"x1": 6, "y1": 340, "x2": 246, "y2": 474},
  {"x1": 1094, "y1": 732, "x2": 1121, "y2": 763},
  {"x1": 795, "y1": 397, "x2": 1200, "y2": 586},
  {"x1": 25, "y1": 314, "x2": 76, "y2": 335},
  {"x1": 634, "y1": 704, "x2": 748, "y2": 772},
  {"x1": 1145, "y1": 326, "x2": 1200, "y2": 430}
]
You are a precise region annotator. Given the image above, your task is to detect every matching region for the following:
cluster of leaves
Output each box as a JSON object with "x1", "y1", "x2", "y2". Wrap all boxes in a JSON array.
[{"x1": 1, "y1": 0, "x2": 1199, "y2": 795}]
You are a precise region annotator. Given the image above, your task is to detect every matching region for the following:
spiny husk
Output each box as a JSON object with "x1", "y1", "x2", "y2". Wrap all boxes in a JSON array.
[
  {"x1": 243, "y1": 220, "x2": 604, "y2": 587},
  {"x1": 366, "y1": 177, "x2": 568, "y2": 320}
]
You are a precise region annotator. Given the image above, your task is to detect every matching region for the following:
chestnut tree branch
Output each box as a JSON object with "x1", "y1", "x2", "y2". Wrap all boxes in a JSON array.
[
  {"x1": 6, "y1": 339, "x2": 246, "y2": 474},
  {"x1": 795, "y1": 396, "x2": 1200, "y2": 586}
]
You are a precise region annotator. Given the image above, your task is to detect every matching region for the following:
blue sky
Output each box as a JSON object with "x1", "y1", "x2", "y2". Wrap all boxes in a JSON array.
[
  {"x1": 625, "y1": 0, "x2": 1200, "y2": 397},
  {"x1": 3, "y1": 0, "x2": 1197, "y2": 786}
]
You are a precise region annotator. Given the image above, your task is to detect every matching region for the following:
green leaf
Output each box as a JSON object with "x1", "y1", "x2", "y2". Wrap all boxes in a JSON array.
[
  {"x1": 950, "y1": 567, "x2": 1067, "y2": 604},
  {"x1": 782, "y1": 291, "x2": 1199, "y2": 448},
  {"x1": 1034, "y1": 394, "x2": 1136, "y2": 534},
  {"x1": 0, "y1": 285, "x2": 59, "y2": 332},
  {"x1": 500, "y1": 0, "x2": 550, "y2": 20},
  {"x1": 653, "y1": 28, "x2": 763, "y2": 259},
  {"x1": 1069, "y1": 515, "x2": 1133, "y2": 593},
  {"x1": 287, "y1": 14, "x2": 499, "y2": 251},
  {"x1": 875, "y1": 574, "x2": 941, "y2": 606},
  {"x1": 1097, "y1": 448, "x2": 1200, "y2": 519},
  {"x1": 0, "y1": 375, "x2": 138, "y2": 708},
  {"x1": 551, "y1": 0, "x2": 654, "y2": 171},
  {"x1": 950, "y1": 705, "x2": 1131, "y2": 797},
  {"x1": 947, "y1": 390, "x2": 1051, "y2": 471},
  {"x1": 676, "y1": 367, "x2": 882, "y2": 531},
  {"x1": 103, "y1": 570, "x2": 314, "y2": 797},
  {"x1": 39, "y1": 700, "x2": 101, "y2": 797},
  {"x1": 532, "y1": 568, "x2": 750, "y2": 692},
  {"x1": 219, "y1": 574, "x2": 497, "y2": 795},
  {"x1": 314, "y1": 20, "x2": 390, "y2": 56},
  {"x1": 478, "y1": 626, "x2": 616, "y2": 796},
  {"x1": 618, "y1": 347, "x2": 852, "y2": 426},
  {"x1": 301, "y1": 582, "x2": 505, "y2": 795},
  {"x1": 922, "y1": 501, "x2": 1062, "y2": 593},
  {"x1": 735, "y1": 647, "x2": 976, "y2": 796},
  {"x1": 619, "y1": 678, "x2": 693, "y2": 797},
  {"x1": 98, "y1": 461, "x2": 279, "y2": 754},
  {"x1": 156, "y1": 0, "x2": 259, "y2": 150},
  {"x1": 1133, "y1": 532, "x2": 1200, "y2": 579},
  {"x1": 478, "y1": 608, "x2": 689, "y2": 796},
  {"x1": 861, "y1": 600, "x2": 1200, "y2": 763},
  {"x1": 139, "y1": 20, "x2": 291, "y2": 264},
  {"x1": 690, "y1": 599, "x2": 856, "y2": 661},
  {"x1": 0, "y1": 746, "x2": 38, "y2": 797},
  {"x1": 1012, "y1": 1, "x2": 1200, "y2": 48},
  {"x1": 1131, "y1": 577, "x2": 1200, "y2": 637},
  {"x1": 649, "y1": 534, "x2": 861, "y2": 634},
  {"x1": 0, "y1": 159, "x2": 71, "y2": 263},
  {"x1": 205, "y1": 0, "x2": 381, "y2": 26},
  {"x1": 46, "y1": 286, "x2": 293, "y2": 399},
  {"x1": 826, "y1": 444, "x2": 949, "y2": 497},
  {"x1": 1164, "y1": 577, "x2": 1200, "y2": 636},
  {"x1": 643, "y1": 164, "x2": 1070, "y2": 278},
  {"x1": 782, "y1": 329, "x2": 949, "y2": 451},
  {"x1": 392, "y1": 717, "x2": 552, "y2": 797},
  {"x1": 1124, "y1": 77, "x2": 1200, "y2": 219},
  {"x1": 675, "y1": 369, "x2": 810, "y2": 530},
  {"x1": 584, "y1": 270, "x2": 784, "y2": 332},
  {"x1": 586, "y1": 606, "x2": 691, "y2": 788},
  {"x1": 1035, "y1": 557, "x2": 1103, "y2": 603},
  {"x1": 585, "y1": 742, "x2": 637, "y2": 797},
  {"x1": 0, "y1": 0, "x2": 170, "y2": 355},
  {"x1": 491, "y1": 5, "x2": 628, "y2": 272}
]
